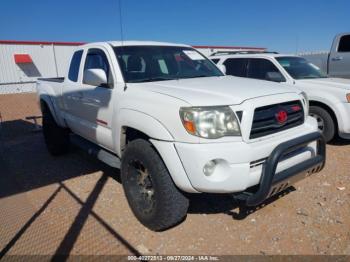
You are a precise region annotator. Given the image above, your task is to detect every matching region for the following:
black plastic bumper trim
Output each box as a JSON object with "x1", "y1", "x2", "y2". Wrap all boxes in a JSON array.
[{"x1": 245, "y1": 132, "x2": 325, "y2": 206}]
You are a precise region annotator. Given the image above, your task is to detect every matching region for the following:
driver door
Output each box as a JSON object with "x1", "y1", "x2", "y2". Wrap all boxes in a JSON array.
[{"x1": 65, "y1": 48, "x2": 114, "y2": 150}]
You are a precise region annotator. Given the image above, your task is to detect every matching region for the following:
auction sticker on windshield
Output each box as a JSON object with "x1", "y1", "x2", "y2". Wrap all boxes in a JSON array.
[{"x1": 183, "y1": 50, "x2": 205, "y2": 60}]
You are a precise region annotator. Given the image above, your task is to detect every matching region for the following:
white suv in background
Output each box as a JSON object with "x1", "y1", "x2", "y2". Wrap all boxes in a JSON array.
[{"x1": 211, "y1": 53, "x2": 350, "y2": 142}]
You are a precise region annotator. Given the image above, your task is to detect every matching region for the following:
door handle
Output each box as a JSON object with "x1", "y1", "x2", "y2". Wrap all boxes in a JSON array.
[
  {"x1": 67, "y1": 92, "x2": 83, "y2": 101},
  {"x1": 332, "y1": 56, "x2": 343, "y2": 61},
  {"x1": 81, "y1": 97, "x2": 101, "y2": 105}
]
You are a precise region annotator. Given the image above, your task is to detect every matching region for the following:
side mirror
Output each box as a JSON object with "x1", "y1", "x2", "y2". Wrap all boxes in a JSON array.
[
  {"x1": 217, "y1": 64, "x2": 226, "y2": 75},
  {"x1": 83, "y1": 69, "x2": 108, "y2": 86},
  {"x1": 266, "y1": 71, "x2": 285, "y2": 82}
]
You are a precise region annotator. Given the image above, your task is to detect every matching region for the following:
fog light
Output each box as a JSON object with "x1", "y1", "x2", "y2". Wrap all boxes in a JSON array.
[{"x1": 203, "y1": 160, "x2": 216, "y2": 176}]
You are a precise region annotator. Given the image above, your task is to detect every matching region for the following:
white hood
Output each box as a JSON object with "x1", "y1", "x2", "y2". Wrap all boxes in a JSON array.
[
  {"x1": 297, "y1": 78, "x2": 350, "y2": 90},
  {"x1": 132, "y1": 76, "x2": 298, "y2": 106}
]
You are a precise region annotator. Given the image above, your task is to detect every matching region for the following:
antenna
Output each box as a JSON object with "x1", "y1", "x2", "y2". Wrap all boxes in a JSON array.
[
  {"x1": 118, "y1": 0, "x2": 124, "y2": 45},
  {"x1": 118, "y1": 0, "x2": 128, "y2": 90},
  {"x1": 295, "y1": 34, "x2": 299, "y2": 55}
]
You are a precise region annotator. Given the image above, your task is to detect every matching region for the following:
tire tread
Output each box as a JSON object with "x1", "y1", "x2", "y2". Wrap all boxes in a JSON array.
[{"x1": 121, "y1": 139, "x2": 189, "y2": 231}]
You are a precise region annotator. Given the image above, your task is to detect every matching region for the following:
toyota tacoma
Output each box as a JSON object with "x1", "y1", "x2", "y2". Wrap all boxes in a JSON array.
[{"x1": 36, "y1": 41, "x2": 325, "y2": 231}]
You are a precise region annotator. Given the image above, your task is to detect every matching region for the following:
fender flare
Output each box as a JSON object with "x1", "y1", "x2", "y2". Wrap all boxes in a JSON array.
[
  {"x1": 39, "y1": 94, "x2": 66, "y2": 127},
  {"x1": 115, "y1": 109, "x2": 174, "y2": 155}
]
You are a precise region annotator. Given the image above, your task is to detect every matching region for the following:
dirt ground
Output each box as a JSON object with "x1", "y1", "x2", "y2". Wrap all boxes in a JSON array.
[{"x1": 0, "y1": 93, "x2": 349, "y2": 257}]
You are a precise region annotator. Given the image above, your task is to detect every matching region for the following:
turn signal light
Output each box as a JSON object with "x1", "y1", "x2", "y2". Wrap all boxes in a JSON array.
[
  {"x1": 183, "y1": 120, "x2": 196, "y2": 134},
  {"x1": 346, "y1": 93, "x2": 350, "y2": 103}
]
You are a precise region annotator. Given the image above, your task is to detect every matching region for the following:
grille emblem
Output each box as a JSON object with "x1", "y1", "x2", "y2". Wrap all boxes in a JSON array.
[{"x1": 276, "y1": 110, "x2": 288, "y2": 124}]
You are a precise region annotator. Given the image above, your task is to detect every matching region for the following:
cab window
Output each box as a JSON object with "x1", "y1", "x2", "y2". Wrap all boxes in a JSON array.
[
  {"x1": 223, "y1": 58, "x2": 248, "y2": 77},
  {"x1": 84, "y1": 48, "x2": 113, "y2": 85},
  {"x1": 338, "y1": 35, "x2": 350, "y2": 52},
  {"x1": 247, "y1": 58, "x2": 285, "y2": 82},
  {"x1": 68, "y1": 50, "x2": 83, "y2": 82}
]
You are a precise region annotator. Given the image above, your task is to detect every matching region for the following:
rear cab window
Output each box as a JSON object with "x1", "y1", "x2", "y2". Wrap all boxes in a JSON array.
[
  {"x1": 247, "y1": 58, "x2": 285, "y2": 81},
  {"x1": 223, "y1": 58, "x2": 248, "y2": 77},
  {"x1": 338, "y1": 35, "x2": 350, "y2": 52},
  {"x1": 68, "y1": 50, "x2": 83, "y2": 82}
]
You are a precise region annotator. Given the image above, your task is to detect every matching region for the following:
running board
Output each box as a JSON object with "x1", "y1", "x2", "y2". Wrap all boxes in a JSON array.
[{"x1": 70, "y1": 135, "x2": 121, "y2": 169}]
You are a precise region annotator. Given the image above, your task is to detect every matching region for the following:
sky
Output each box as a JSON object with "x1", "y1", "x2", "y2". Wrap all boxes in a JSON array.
[{"x1": 0, "y1": 0, "x2": 349, "y2": 53}]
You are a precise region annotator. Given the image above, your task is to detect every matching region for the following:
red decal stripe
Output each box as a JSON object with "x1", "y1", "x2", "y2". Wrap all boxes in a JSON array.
[
  {"x1": 96, "y1": 119, "x2": 108, "y2": 125},
  {"x1": 0, "y1": 40, "x2": 85, "y2": 46},
  {"x1": 14, "y1": 54, "x2": 33, "y2": 64}
]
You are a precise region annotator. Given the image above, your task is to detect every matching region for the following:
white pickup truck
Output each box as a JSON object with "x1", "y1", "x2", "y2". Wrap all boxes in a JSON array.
[
  {"x1": 211, "y1": 53, "x2": 350, "y2": 142},
  {"x1": 36, "y1": 41, "x2": 325, "y2": 231},
  {"x1": 300, "y1": 33, "x2": 350, "y2": 79}
]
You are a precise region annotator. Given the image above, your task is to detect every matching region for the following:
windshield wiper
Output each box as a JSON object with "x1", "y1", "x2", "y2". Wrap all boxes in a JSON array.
[
  {"x1": 129, "y1": 77, "x2": 177, "y2": 83},
  {"x1": 301, "y1": 76, "x2": 324, "y2": 79},
  {"x1": 181, "y1": 75, "x2": 213, "y2": 79}
]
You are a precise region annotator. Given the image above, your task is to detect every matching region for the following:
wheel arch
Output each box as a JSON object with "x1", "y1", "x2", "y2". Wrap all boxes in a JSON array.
[
  {"x1": 309, "y1": 100, "x2": 339, "y2": 132},
  {"x1": 39, "y1": 95, "x2": 65, "y2": 127},
  {"x1": 117, "y1": 109, "x2": 174, "y2": 156}
]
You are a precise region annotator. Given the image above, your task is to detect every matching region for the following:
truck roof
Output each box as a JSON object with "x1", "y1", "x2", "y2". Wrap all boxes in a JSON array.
[
  {"x1": 107, "y1": 40, "x2": 191, "y2": 48},
  {"x1": 211, "y1": 53, "x2": 299, "y2": 59}
]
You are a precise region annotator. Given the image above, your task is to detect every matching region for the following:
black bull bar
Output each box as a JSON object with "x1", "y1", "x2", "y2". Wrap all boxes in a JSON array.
[{"x1": 235, "y1": 132, "x2": 326, "y2": 206}]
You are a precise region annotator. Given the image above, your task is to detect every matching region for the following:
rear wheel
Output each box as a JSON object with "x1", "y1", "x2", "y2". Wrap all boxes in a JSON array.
[
  {"x1": 121, "y1": 139, "x2": 189, "y2": 231},
  {"x1": 309, "y1": 106, "x2": 335, "y2": 143},
  {"x1": 42, "y1": 105, "x2": 70, "y2": 156}
]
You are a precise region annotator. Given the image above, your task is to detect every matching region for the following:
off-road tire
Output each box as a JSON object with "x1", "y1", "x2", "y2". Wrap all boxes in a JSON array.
[
  {"x1": 310, "y1": 106, "x2": 335, "y2": 143},
  {"x1": 42, "y1": 105, "x2": 70, "y2": 156},
  {"x1": 121, "y1": 139, "x2": 189, "y2": 231}
]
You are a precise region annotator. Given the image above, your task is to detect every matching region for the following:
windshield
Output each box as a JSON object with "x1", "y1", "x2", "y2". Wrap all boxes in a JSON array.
[
  {"x1": 113, "y1": 46, "x2": 223, "y2": 83},
  {"x1": 276, "y1": 56, "x2": 327, "y2": 79}
]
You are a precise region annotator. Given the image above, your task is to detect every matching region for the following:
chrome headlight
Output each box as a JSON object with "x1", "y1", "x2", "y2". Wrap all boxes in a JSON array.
[
  {"x1": 300, "y1": 91, "x2": 309, "y2": 115},
  {"x1": 179, "y1": 106, "x2": 241, "y2": 139}
]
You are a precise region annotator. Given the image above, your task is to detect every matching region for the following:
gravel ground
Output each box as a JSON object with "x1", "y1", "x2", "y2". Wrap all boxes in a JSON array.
[{"x1": 0, "y1": 93, "x2": 349, "y2": 257}]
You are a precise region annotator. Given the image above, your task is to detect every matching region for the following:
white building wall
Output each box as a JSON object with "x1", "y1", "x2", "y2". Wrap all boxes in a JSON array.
[
  {"x1": 0, "y1": 42, "x2": 77, "y2": 94},
  {"x1": 53, "y1": 45, "x2": 78, "y2": 77}
]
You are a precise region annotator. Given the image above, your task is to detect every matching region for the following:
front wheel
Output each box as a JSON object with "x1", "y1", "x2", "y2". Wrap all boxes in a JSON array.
[
  {"x1": 121, "y1": 139, "x2": 189, "y2": 231},
  {"x1": 309, "y1": 106, "x2": 335, "y2": 143}
]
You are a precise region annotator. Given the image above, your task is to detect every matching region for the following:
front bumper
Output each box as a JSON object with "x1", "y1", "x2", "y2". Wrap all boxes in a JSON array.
[
  {"x1": 151, "y1": 117, "x2": 325, "y2": 198},
  {"x1": 235, "y1": 132, "x2": 325, "y2": 206},
  {"x1": 174, "y1": 117, "x2": 321, "y2": 193}
]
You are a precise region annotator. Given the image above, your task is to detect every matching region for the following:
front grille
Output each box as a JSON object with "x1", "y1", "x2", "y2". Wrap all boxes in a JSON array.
[{"x1": 250, "y1": 100, "x2": 304, "y2": 139}]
